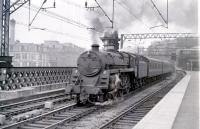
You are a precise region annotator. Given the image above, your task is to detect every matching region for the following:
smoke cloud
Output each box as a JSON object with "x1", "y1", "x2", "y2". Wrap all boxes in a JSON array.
[
  {"x1": 169, "y1": 0, "x2": 198, "y2": 32},
  {"x1": 86, "y1": 0, "x2": 198, "y2": 43}
]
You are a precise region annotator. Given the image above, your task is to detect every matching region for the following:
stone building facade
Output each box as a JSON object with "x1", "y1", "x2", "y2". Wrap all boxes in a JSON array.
[
  {"x1": 10, "y1": 41, "x2": 85, "y2": 67},
  {"x1": 8, "y1": 19, "x2": 85, "y2": 67}
]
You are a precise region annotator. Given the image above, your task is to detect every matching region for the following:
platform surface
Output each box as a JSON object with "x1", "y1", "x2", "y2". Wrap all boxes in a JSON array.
[
  {"x1": 172, "y1": 71, "x2": 199, "y2": 129},
  {"x1": 133, "y1": 71, "x2": 199, "y2": 129}
]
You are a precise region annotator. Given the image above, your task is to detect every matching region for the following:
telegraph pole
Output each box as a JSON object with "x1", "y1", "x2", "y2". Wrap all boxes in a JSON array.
[
  {"x1": 0, "y1": 0, "x2": 30, "y2": 67},
  {"x1": 0, "y1": 1, "x2": 3, "y2": 50},
  {"x1": 0, "y1": 0, "x2": 13, "y2": 67},
  {"x1": 0, "y1": 0, "x2": 10, "y2": 57}
]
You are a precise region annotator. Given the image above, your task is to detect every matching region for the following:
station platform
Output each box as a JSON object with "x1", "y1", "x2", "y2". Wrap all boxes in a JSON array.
[{"x1": 132, "y1": 71, "x2": 199, "y2": 129}]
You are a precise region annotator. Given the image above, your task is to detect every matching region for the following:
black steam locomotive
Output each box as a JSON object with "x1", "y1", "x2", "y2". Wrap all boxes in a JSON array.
[{"x1": 66, "y1": 31, "x2": 174, "y2": 103}]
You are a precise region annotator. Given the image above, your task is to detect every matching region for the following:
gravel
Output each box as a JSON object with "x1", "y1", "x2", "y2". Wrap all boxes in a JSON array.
[{"x1": 61, "y1": 73, "x2": 177, "y2": 129}]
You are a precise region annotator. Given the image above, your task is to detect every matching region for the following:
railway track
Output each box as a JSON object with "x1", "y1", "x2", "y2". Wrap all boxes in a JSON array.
[
  {"x1": 0, "y1": 93, "x2": 74, "y2": 118},
  {"x1": 1, "y1": 71, "x2": 185, "y2": 129},
  {"x1": 0, "y1": 89, "x2": 66, "y2": 106},
  {"x1": 1, "y1": 103, "x2": 98, "y2": 129},
  {"x1": 99, "y1": 72, "x2": 184, "y2": 129},
  {"x1": 53, "y1": 73, "x2": 182, "y2": 129}
]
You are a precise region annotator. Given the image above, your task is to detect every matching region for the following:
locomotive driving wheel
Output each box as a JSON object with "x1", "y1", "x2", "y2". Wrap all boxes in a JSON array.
[
  {"x1": 107, "y1": 73, "x2": 131, "y2": 101},
  {"x1": 120, "y1": 73, "x2": 131, "y2": 94}
]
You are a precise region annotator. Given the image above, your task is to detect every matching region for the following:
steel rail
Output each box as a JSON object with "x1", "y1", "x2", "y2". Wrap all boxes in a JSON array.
[
  {"x1": 99, "y1": 71, "x2": 184, "y2": 129},
  {"x1": 0, "y1": 93, "x2": 66, "y2": 109},
  {"x1": 0, "y1": 88, "x2": 66, "y2": 106},
  {"x1": 0, "y1": 95, "x2": 74, "y2": 117},
  {"x1": 1, "y1": 103, "x2": 77, "y2": 129}
]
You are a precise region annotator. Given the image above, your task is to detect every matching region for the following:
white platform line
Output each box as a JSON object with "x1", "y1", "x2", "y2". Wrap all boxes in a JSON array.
[{"x1": 132, "y1": 74, "x2": 191, "y2": 129}]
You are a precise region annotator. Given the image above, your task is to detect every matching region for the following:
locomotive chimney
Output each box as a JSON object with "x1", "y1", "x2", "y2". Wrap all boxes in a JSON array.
[
  {"x1": 101, "y1": 30, "x2": 120, "y2": 51},
  {"x1": 91, "y1": 44, "x2": 99, "y2": 52}
]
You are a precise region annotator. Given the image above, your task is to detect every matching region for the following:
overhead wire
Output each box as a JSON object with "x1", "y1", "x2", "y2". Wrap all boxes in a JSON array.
[
  {"x1": 29, "y1": 0, "x2": 47, "y2": 27},
  {"x1": 115, "y1": 0, "x2": 151, "y2": 30},
  {"x1": 16, "y1": 21, "x2": 95, "y2": 44},
  {"x1": 12, "y1": 1, "x2": 104, "y2": 45},
  {"x1": 21, "y1": 3, "x2": 103, "y2": 34},
  {"x1": 149, "y1": 0, "x2": 167, "y2": 24},
  {"x1": 148, "y1": 0, "x2": 168, "y2": 28}
]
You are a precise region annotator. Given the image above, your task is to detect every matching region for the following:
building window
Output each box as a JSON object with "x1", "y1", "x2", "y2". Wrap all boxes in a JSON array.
[
  {"x1": 21, "y1": 46, "x2": 25, "y2": 51},
  {"x1": 22, "y1": 62, "x2": 27, "y2": 66},
  {"x1": 22, "y1": 53, "x2": 27, "y2": 59},
  {"x1": 15, "y1": 53, "x2": 20, "y2": 59},
  {"x1": 39, "y1": 54, "x2": 42, "y2": 60},
  {"x1": 32, "y1": 54, "x2": 36, "y2": 60},
  {"x1": 30, "y1": 62, "x2": 36, "y2": 66}
]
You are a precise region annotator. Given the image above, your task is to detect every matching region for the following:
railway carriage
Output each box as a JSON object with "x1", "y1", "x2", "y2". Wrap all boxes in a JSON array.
[{"x1": 147, "y1": 58, "x2": 163, "y2": 77}]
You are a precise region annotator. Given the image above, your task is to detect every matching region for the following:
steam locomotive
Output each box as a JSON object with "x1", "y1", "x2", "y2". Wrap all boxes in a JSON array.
[{"x1": 66, "y1": 31, "x2": 174, "y2": 104}]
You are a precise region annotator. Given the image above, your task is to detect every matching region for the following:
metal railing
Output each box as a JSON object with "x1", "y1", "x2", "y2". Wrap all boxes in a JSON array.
[{"x1": 0, "y1": 67, "x2": 76, "y2": 90}]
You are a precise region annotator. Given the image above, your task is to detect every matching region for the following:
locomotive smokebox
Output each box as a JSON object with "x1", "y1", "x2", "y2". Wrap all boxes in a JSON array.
[
  {"x1": 91, "y1": 44, "x2": 99, "y2": 52},
  {"x1": 101, "y1": 30, "x2": 120, "y2": 51}
]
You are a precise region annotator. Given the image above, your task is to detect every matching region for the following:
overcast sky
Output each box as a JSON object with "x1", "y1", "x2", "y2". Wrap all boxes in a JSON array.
[{"x1": 10, "y1": 0, "x2": 198, "y2": 49}]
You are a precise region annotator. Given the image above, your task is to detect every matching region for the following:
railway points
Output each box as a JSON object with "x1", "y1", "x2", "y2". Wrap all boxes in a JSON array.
[
  {"x1": 0, "y1": 89, "x2": 75, "y2": 127},
  {"x1": 1, "y1": 103, "x2": 95, "y2": 129}
]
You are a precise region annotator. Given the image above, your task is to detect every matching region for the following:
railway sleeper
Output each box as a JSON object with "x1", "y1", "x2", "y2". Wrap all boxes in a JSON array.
[
  {"x1": 41, "y1": 119, "x2": 59, "y2": 123},
  {"x1": 20, "y1": 126, "x2": 42, "y2": 129},
  {"x1": 126, "y1": 112, "x2": 146, "y2": 116},
  {"x1": 131, "y1": 109, "x2": 150, "y2": 113},
  {"x1": 114, "y1": 122, "x2": 135, "y2": 126},
  {"x1": 117, "y1": 119, "x2": 138, "y2": 124},
  {"x1": 56, "y1": 126, "x2": 72, "y2": 129},
  {"x1": 34, "y1": 121, "x2": 52, "y2": 125},
  {"x1": 45, "y1": 116, "x2": 66, "y2": 120},
  {"x1": 54, "y1": 114, "x2": 71, "y2": 117},
  {"x1": 25, "y1": 123, "x2": 47, "y2": 128},
  {"x1": 120, "y1": 117, "x2": 142, "y2": 122},
  {"x1": 123, "y1": 115, "x2": 144, "y2": 119}
]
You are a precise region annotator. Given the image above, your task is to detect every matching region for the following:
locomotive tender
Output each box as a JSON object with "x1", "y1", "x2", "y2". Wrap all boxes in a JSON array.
[{"x1": 66, "y1": 30, "x2": 174, "y2": 103}]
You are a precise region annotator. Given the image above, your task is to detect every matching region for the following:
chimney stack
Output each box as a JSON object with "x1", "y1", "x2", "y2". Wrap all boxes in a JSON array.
[
  {"x1": 10, "y1": 19, "x2": 16, "y2": 45},
  {"x1": 91, "y1": 44, "x2": 99, "y2": 52}
]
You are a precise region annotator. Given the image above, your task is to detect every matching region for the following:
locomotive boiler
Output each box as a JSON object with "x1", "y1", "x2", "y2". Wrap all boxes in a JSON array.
[{"x1": 66, "y1": 30, "x2": 174, "y2": 104}]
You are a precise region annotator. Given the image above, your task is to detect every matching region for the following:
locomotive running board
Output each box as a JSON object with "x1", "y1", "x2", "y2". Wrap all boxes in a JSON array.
[{"x1": 109, "y1": 68, "x2": 135, "y2": 74}]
